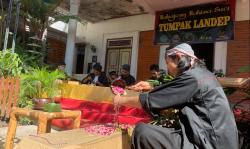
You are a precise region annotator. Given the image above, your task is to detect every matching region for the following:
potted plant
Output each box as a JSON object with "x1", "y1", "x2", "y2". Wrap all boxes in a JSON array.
[{"x1": 20, "y1": 67, "x2": 65, "y2": 112}]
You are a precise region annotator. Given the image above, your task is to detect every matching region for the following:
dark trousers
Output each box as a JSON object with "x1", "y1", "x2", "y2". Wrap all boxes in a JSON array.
[{"x1": 131, "y1": 123, "x2": 183, "y2": 149}]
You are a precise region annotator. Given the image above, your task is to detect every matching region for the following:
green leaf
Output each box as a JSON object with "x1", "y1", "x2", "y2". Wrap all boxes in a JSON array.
[
  {"x1": 236, "y1": 65, "x2": 250, "y2": 73},
  {"x1": 54, "y1": 15, "x2": 86, "y2": 24},
  {"x1": 0, "y1": 49, "x2": 23, "y2": 77}
]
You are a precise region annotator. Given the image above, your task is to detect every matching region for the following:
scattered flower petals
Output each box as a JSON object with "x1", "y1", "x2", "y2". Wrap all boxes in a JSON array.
[
  {"x1": 84, "y1": 124, "x2": 116, "y2": 136},
  {"x1": 83, "y1": 123, "x2": 134, "y2": 136}
]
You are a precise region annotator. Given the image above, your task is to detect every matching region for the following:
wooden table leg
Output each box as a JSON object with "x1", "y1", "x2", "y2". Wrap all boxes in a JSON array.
[
  {"x1": 46, "y1": 120, "x2": 52, "y2": 133},
  {"x1": 73, "y1": 114, "x2": 81, "y2": 129},
  {"x1": 5, "y1": 113, "x2": 18, "y2": 149},
  {"x1": 37, "y1": 115, "x2": 50, "y2": 134}
]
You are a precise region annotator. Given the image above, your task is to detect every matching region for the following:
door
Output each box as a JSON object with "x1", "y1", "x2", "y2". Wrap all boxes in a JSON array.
[
  {"x1": 106, "y1": 49, "x2": 119, "y2": 73},
  {"x1": 76, "y1": 44, "x2": 85, "y2": 74},
  {"x1": 106, "y1": 48, "x2": 131, "y2": 74},
  {"x1": 118, "y1": 48, "x2": 131, "y2": 72},
  {"x1": 191, "y1": 43, "x2": 214, "y2": 72}
]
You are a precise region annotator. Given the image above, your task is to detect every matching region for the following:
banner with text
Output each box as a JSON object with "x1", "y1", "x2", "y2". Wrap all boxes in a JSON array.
[{"x1": 154, "y1": 1, "x2": 235, "y2": 44}]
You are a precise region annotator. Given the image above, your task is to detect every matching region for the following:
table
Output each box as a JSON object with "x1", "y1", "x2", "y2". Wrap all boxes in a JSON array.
[
  {"x1": 59, "y1": 83, "x2": 139, "y2": 103},
  {"x1": 217, "y1": 77, "x2": 250, "y2": 88},
  {"x1": 15, "y1": 129, "x2": 130, "y2": 149},
  {"x1": 5, "y1": 107, "x2": 81, "y2": 149}
]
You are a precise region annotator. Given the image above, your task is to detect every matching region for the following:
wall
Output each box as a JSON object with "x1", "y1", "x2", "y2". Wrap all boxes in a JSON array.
[
  {"x1": 50, "y1": 21, "x2": 87, "y2": 43},
  {"x1": 76, "y1": 0, "x2": 249, "y2": 78},
  {"x1": 47, "y1": 27, "x2": 67, "y2": 66},
  {"x1": 83, "y1": 14, "x2": 155, "y2": 77},
  {"x1": 137, "y1": 31, "x2": 160, "y2": 81},
  {"x1": 158, "y1": 0, "x2": 249, "y2": 76},
  {"x1": 235, "y1": 0, "x2": 249, "y2": 21},
  {"x1": 227, "y1": 20, "x2": 250, "y2": 77},
  {"x1": 102, "y1": 31, "x2": 139, "y2": 78},
  {"x1": 226, "y1": 0, "x2": 250, "y2": 77},
  {"x1": 47, "y1": 21, "x2": 87, "y2": 70},
  {"x1": 47, "y1": 38, "x2": 66, "y2": 65}
]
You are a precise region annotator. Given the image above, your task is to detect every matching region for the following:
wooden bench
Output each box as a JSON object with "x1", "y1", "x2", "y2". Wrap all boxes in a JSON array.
[
  {"x1": 217, "y1": 77, "x2": 250, "y2": 122},
  {"x1": 15, "y1": 129, "x2": 130, "y2": 149},
  {"x1": 217, "y1": 77, "x2": 250, "y2": 88},
  {"x1": 0, "y1": 77, "x2": 20, "y2": 120}
]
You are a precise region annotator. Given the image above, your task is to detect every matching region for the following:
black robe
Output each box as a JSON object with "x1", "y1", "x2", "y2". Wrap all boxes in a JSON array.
[{"x1": 132, "y1": 67, "x2": 238, "y2": 149}]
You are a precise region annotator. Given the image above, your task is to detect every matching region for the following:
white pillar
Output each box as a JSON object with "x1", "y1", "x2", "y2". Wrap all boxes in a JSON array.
[
  {"x1": 159, "y1": 45, "x2": 169, "y2": 73},
  {"x1": 65, "y1": 0, "x2": 80, "y2": 76},
  {"x1": 214, "y1": 41, "x2": 227, "y2": 74}
]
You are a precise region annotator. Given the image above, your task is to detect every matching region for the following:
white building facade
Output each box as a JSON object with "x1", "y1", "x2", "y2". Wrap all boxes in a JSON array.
[{"x1": 61, "y1": 0, "x2": 249, "y2": 79}]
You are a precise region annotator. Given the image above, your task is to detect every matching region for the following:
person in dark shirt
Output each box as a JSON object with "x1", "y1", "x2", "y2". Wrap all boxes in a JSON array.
[
  {"x1": 120, "y1": 64, "x2": 136, "y2": 86},
  {"x1": 113, "y1": 43, "x2": 238, "y2": 149},
  {"x1": 148, "y1": 64, "x2": 161, "y2": 80},
  {"x1": 108, "y1": 71, "x2": 119, "y2": 85},
  {"x1": 81, "y1": 63, "x2": 109, "y2": 87},
  {"x1": 148, "y1": 64, "x2": 173, "y2": 87}
]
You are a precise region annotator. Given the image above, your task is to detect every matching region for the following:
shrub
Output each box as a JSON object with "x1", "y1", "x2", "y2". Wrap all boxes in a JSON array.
[{"x1": 0, "y1": 49, "x2": 23, "y2": 77}]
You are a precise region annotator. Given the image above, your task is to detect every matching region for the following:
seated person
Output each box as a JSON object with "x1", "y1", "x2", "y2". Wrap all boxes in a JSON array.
[
  {"x1": 119, "y1": 64, "x2": 136, "y2": 86},
  {"x1": 81, "y1": 63, "x2": 109, "y2": 87},
  {"x1": 149, "y1": 64, "x2": 163, "y2": 81},
  {"x1": 147, "y1": 64, "x2": 173, "y2": 87},
  {"x1": 57, "y1": 63, "x2": 66, "y2": 71},
  {"x1": 147, "y1": 64, "x2": 163, "y2": 87},
  {"x1": 57, "y1": 63, "x2": 69, "y2": 80},
  {"x1": 108, "y1": 71, "x2": 118, "y2": 84}
]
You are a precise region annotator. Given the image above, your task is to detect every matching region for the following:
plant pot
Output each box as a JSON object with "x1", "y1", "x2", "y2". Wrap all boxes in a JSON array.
[
  {"x1": 32, "y1": 98, "x2": 52, "y2": 110},
  {"x1": 43, "y1": 103, "x2": 62, "y2": 112}
]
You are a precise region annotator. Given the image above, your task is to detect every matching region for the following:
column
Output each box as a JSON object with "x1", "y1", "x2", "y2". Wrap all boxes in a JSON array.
[
  {"x1": 214, "y1": 41, "x2": 227, "y2": 74},
  {"x1": 65, "y1": 0, "x2": 80, "y2": 76}
]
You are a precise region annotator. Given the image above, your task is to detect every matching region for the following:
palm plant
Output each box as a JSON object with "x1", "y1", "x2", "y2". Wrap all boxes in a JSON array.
[
  {"x1": 19, "y1": 67, "x2": 65, "y2": 110},
  {"x1": 20, "y1": 0, "x2": 62, "y2": 38},
  {"x1": 15, "y1": 0, "x2": 83, "y2": 69},
  {"x1": 20, "y1": 67, "x2": 65, "y2": 100}
]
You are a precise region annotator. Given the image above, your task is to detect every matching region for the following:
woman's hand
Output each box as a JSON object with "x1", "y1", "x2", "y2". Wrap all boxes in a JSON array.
[
  {"x1": 128, "y1": 81, "x2": 153, "y2": 92},
  {"x1": 113, "y1": 95, "x2": 122, "y2": 110},
  {"x1": 95, "y1": 81, "x2": 104, "y2": 86},
  {"x1": 81, "y1": 75, "x2": 92, "y2": 84},
  {"x1": 113, "y1": 95, "x2": 142, "y2": 109}
]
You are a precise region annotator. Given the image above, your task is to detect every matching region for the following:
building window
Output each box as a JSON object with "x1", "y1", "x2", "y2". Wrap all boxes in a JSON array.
[{"x1": 107, "y1": 38, "x2": 132, "y2": 48}]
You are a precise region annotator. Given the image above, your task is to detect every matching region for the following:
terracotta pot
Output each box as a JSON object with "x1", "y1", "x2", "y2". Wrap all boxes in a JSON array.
[{"x1": 32, "y1": 98, "x2": 52, "y2": 110}]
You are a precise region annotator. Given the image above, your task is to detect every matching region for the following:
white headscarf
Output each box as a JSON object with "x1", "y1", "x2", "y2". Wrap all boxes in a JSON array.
[{"x1": 166, "y1": 43, "x2": 198, "y2": 67}]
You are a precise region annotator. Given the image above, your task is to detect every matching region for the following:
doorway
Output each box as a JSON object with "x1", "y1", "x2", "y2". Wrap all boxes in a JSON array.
[
  {"x1": 76, "y1": 44, "x2": 85, "y2": 74},
  {"x1": 191, "y1": 43, "x2": 214, "y2": 71},
  {"x1": 105, "y1": 38, "x2": 132, "y2": 74}
]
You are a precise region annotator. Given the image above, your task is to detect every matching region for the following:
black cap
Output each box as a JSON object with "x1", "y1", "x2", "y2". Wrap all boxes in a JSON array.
[
  {"x1": 93, "y1": 63, "x2": 102, "y2": 72},
  {"x1": 122, "y1": 64, "x2": 130, "y2": 72}
]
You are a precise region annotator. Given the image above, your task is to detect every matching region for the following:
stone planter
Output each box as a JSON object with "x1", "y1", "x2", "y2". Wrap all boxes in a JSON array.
[{"x1": 32, "y1": 98, "x2": 52, "y2": 110}]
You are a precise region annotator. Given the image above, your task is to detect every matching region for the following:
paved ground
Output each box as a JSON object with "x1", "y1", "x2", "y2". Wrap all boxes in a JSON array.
[{"x1": 0, "y1": 123, "x2": 57, "y2": 149}]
